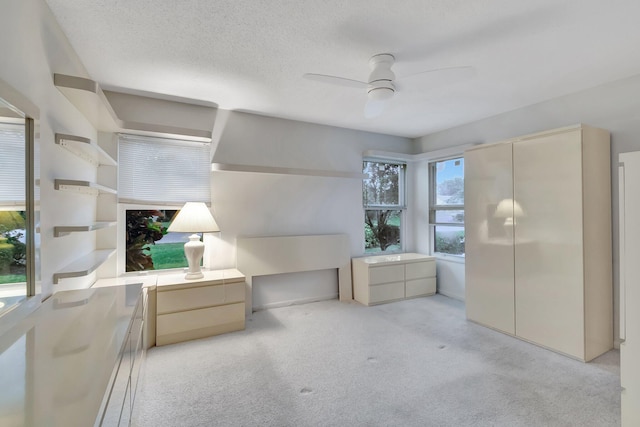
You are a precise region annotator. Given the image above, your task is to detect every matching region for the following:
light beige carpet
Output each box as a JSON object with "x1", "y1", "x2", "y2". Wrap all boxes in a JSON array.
[{"x1": 132, "y1": 295, "x2": 620, "y2": 426}]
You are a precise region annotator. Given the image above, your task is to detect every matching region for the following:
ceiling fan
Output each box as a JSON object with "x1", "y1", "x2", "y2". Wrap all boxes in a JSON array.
[{"x1": 303, "y1": 53, "x2": 474, "y2": 118}]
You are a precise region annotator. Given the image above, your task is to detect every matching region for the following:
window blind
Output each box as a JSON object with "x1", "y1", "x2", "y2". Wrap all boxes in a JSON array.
[
  {"x1": 0, "y1": 122, "x2": 25, "y2": 206},
  {"x1": 118, "y1": 134, "x2": 211, "y2": 205}
]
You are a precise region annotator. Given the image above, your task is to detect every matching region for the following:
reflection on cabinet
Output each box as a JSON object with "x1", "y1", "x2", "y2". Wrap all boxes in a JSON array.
[
  {"x1": 619, "y1": 151, "x2": 640, "y2": 426},
  {"x1": 352, "y1": 253, "x2": 436, "y2": 306},
  {"x1": 465, "y1": 125, "x2": 612, "y2": 361}
]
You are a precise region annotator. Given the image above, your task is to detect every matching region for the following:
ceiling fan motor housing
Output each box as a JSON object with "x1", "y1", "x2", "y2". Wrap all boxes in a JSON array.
[{"x1": 367, "y1": 53, "x2": 395, "y2": 101}]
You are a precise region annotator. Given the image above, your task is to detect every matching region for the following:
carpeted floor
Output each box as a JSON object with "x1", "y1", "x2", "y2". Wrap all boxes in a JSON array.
[{"x1": 132, "y1": 295, "x2": 620, "y2": 427}]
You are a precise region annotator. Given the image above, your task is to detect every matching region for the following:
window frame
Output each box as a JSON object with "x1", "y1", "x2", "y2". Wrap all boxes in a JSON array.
[
  {"x1": 117, "y1": 133, "x2": 212, "y2": 276},
  {"x1": 362, "y1": 158, "x2": 407, "y2": 254},
  {"x1": 0, "y1": 115, "x2": 37, "y2": 310},
  {"x1": 429, "y1": 156, "x2": 465, "y2": 257}
]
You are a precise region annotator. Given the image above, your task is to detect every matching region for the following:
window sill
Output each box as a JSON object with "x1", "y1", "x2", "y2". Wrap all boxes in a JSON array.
[{"x1": 432, "y1": 253, "x2": 465, "y2": 264}]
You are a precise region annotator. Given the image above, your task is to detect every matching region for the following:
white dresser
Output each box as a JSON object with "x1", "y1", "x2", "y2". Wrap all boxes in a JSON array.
[
  {"x1": 352, "y1": 253, "x2": 436, "y2": 306},
  {"x1": 155, "y1": 269, "x2": 245, "y2": 346}
]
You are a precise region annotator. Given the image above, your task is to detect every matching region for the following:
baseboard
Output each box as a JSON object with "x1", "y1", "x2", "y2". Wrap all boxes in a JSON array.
[{"x1": 253, "y1": 293, "x2": 339, "y2": 312}]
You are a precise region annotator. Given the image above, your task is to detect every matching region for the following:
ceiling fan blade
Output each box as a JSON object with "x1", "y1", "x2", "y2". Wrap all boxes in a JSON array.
[
  {"x1": 364, "y1": 99, "x2": 387, "y2": 119},
  {"x1": 303, "y1": 73, "x2": 367, "y2": 89},
  {"x1": 400, "y1": 65, "x2": 476, "y2": 87}
]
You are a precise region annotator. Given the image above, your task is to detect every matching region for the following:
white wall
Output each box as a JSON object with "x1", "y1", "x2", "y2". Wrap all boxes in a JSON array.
[
  {"x1": 414, "y1": 72, "x2": 640, "y2": 345},
  {"x1": 0, "y1": 0, "x2": 104, "y2": 299},
  {"x1": 209, "y1": 111, "x2": 413, "y2": 307}
]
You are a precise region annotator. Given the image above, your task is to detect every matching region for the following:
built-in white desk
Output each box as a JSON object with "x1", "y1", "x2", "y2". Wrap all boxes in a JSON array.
[{"x1": 0, "y1": 284, "x2": 143, "y2": 427}]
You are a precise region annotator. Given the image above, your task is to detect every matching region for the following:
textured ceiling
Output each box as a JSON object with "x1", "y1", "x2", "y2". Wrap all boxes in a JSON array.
[{"x1": 44, "y1": 0, "x2": 640, "y2": 138}]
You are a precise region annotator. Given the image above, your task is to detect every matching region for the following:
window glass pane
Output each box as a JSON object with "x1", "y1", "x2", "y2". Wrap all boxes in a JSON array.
[
  {"x1": 0, "y1": 117, "x2": 27, "y2": 313},
  {"x1": 365, "y1": 210, "x2": 401, "y2": 253},
  {"x1": 434, "y1": 226, "x2": 465, "y2": 255},
  {"x1": 434, "y1": 209, "x2": 465, "y2": 224},
  {"x1": 125, "y1": 210, "x2": 190, "y2": 272},
  {"x1": 363, "y1": 161, "x2": 401, "y2": 206},
  {"x1": 435, "y1": 158, "x2": 464, "y2": 206}
]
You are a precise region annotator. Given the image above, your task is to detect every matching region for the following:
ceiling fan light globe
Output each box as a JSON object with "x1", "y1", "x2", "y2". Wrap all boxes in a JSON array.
[{"x1": 368, "y1": 86, "x2": 394, "y2": 102}]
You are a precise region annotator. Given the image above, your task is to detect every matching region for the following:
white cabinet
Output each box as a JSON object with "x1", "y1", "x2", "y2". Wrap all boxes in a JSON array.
[
  {"x1": 156, "y1": 269, "x2": 246, "y2": 346},
  {"x1": 352, "y1": 253, "x2": 436, "y2": 306},
  {"x1": 0, "y1": 284, "x2": 143, "y2": 427},
  {"x1": 619, "y1": 151, "x2": 640, "y2": 426},
  {"x1": 465, "y1": 125, "x2": 613, "y2": 361}
]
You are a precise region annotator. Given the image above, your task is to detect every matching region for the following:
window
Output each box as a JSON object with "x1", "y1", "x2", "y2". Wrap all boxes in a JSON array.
[
  {"x1": 0, "y1": 120, "x2": 27, "y2": 307},
  {"x1": 430, "y1": 157, "x2": 465, "y2": 255},
  {"x1": 119, "y1": 134, "x2": 211, "y2": 272},
  {"x1": 363, "y1": 160, "x2": 405, "y2": 253},
  {"x1": 125, "y1": 209, "x2": 192, "y2": 272}
]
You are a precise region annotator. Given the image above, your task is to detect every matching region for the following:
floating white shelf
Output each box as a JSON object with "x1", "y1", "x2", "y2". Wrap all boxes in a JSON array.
[
  {"x1": 54, "y1": 73, "x2": 213, "y2": 141},
  {"x1": 54, "y1": 179, "x2": 117, "y2": 196},
  {"x1": 53, "y1": 74, "x2": 119, "y2": 132},
  {"x1": 53, "y1": 249, "x2": 116, "y2": 284},
  {"x1": 54, "y1": 222, "x2": 117, "y2": 237},
  {"x1": 211, "y1": 163, "x2": 366, "y2": 179},
  {"x1": 55, "y1": 133, "x2": 117, "y2": 167}
]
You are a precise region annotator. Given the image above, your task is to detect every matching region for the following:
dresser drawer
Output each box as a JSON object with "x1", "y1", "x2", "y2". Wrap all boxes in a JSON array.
[
  {"x1": 369, "y1": 265, "x2": 404, "y2": 285},
  {"x1": 406, "y1": 278, "x2": 436, "y2": 298},
  {"x1": 405, "y1": 261, "x2": 436, "y2": 280},
  {"x1": 369, "y1": 282, "x2": 404, "y2": 304},
  {"x1": 157, "y1": 282, "x2": 244, "y2": 315},
  {"x1": 156, "y1": 302, "x2": 245, "y2": 345}
]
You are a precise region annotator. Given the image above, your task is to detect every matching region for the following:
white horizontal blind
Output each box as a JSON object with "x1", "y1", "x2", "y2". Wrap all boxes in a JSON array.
[
  {"x1": 0, "y1": 122, "x2": 25, "y2": 206},
  {"x1": 118, "y1": 134, "x2": 211, "y2": 205}
]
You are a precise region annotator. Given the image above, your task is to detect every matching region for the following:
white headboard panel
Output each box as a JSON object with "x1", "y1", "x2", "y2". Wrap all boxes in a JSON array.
[{"x1": 236, "y1": 234, "x2": 353, "y2": 316}]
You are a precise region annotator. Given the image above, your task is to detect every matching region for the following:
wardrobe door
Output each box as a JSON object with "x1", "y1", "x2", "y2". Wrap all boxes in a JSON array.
[
  {"x1": 464, "y1": 142, "x2": 515, "y2": 334},
  {"x1": 513, "y1": 130, "x2": 585, "y2": 358},
  {"x1": 620, "y1": 152, "x2": 640, "y2": 426}
]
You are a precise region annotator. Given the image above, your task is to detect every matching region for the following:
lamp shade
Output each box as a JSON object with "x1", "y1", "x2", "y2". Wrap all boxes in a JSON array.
[{"x1": 167, "y1": 202, "x2": 220, "y2": 233}]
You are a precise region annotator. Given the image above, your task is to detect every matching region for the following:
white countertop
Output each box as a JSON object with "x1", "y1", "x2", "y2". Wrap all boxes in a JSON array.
[
  {"x1": 156, "y1": 268, "x2": 245, "y2": 291},
  {"x1": 0, "y1": 283, "x2": 142, "y2": 427},
  {"x1": 354, "y1": 252, "x2": 435, "y2": 265}
]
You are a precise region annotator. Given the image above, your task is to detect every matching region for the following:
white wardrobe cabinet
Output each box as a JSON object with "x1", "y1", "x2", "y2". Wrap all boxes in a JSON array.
[
  {"x1": 465, "y1": 125, "x2": 613, "y2": 362},
  {"x1": 619, "y1": 151, "x2": 640, "y2": 426}
]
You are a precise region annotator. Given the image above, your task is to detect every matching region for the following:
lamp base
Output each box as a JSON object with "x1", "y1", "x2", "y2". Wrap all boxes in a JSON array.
[
  {"x1": 185, "y1": 271, "x2": 204, "y2": 280},
  {"x1": 183, "y1": 234, "x2": 205, "y2": 280}
]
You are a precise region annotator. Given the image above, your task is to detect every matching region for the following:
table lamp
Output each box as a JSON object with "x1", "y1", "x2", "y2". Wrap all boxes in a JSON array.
[{"x1": 167, "y1": 202, "x2": 220, "y2": 279}]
